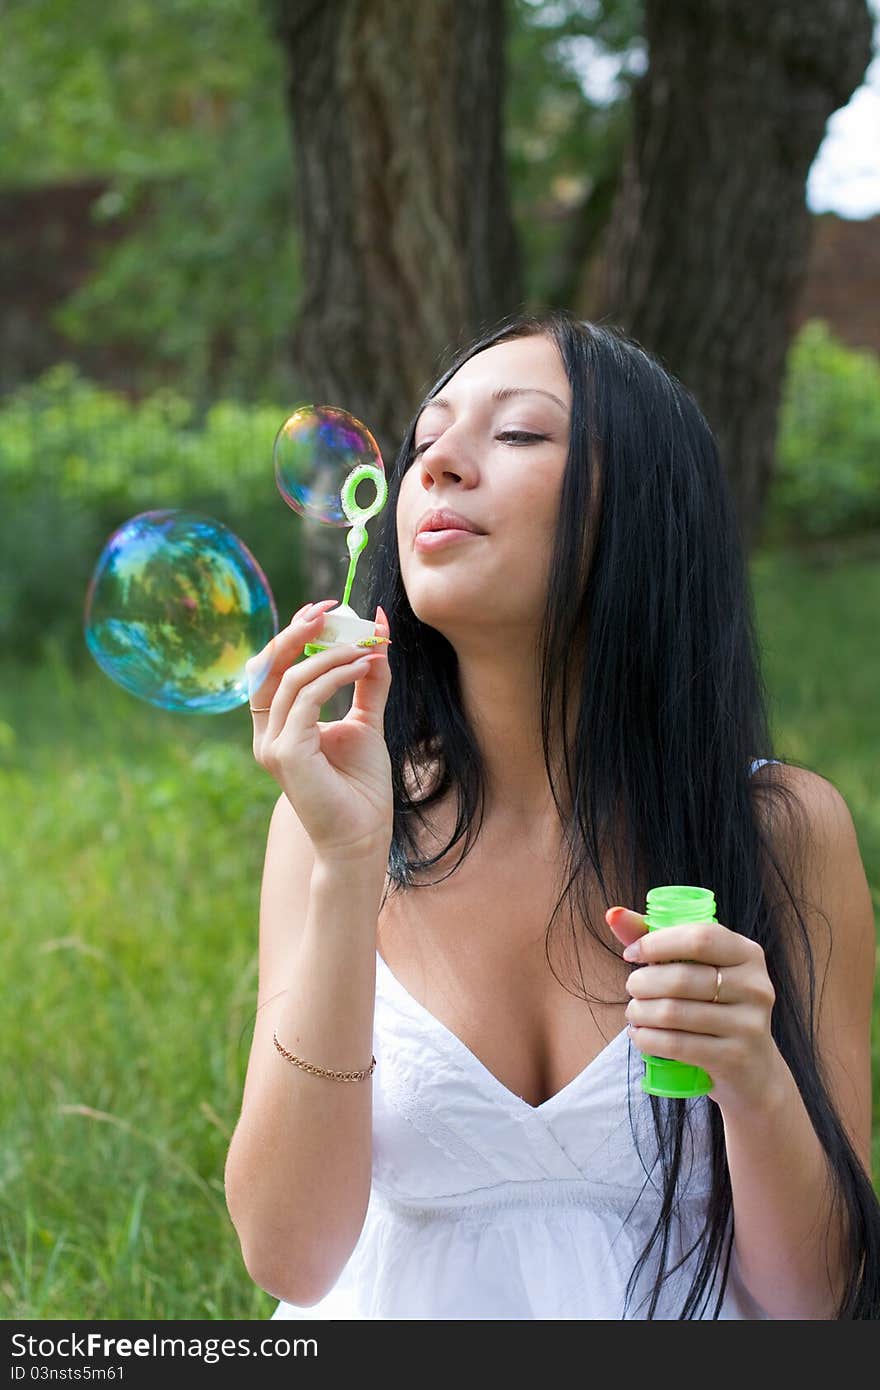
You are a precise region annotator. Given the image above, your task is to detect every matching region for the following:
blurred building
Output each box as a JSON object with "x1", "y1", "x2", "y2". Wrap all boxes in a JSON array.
[
  {"x1": 1, "y1": 177, "x2": 878, "y2": 398},
  {"x1": 791, "y1": 210, "x2": 880, "y2": 355}
]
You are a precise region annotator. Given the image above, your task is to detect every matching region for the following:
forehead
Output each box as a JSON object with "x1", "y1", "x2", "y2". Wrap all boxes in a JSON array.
[{"x1": 419, "y1": 333, "x2": 570, "y2": 416}]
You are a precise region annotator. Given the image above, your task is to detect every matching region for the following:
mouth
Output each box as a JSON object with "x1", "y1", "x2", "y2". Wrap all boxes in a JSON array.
[
  {"x1": 414, "y1": 527, "x2": 484, "y2": 552},
  {"x1": 416, "y1": 509, "x2": 486, "y2": 539}
]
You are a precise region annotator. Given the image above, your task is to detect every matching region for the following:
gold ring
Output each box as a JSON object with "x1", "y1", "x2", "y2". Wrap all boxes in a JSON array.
[
  {"x1": 249, "y1": 706, "x2": 272, "y2": 713},
  {"x1": 711, "y1": 968, "x2": 723, "y2": 1004}
]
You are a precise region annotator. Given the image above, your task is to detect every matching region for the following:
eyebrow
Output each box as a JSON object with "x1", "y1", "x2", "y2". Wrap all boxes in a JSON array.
[{"x1": 417, "y1": 385, "x2": 569, "y2": 421}]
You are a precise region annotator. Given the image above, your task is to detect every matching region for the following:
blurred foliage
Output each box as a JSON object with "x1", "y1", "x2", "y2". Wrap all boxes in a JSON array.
[
  {"x1": 0, "y1": 365, "x2": 308, "y2": 665},
  {"x1": 0, "y1": 0, "x2": 277, "y2": 183},
  {"x1": 505, "y1": 0, "x2": 645, "y2": 299},
  {"x1": 766, "y1": 319, "x2": 880, "y2": 542},
  {"x1": 1, "y1": 0, "x2": 299, "y2": 408},
  {"x1": 1, "y1": 320, "x2": 877, "y2": 670},
  {"x1": 0, "y1": 0, "x2": 646, "y2": 403},
  {"x1": 52, "y1": 130, "x2": 302, "y2": 412}
]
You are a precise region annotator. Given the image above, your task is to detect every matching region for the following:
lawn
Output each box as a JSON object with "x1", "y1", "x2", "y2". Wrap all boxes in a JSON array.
[{"x1": 1, "y1": 542, "x2": 878, "y2": 1318}]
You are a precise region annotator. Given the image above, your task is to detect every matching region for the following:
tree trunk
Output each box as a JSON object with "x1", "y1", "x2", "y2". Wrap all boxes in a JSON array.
[
  {"x1": 591, "y1": 0, "x2": 874, "y2": 553},
  {"x1": 269, "y1": 0, "x2": 521, "y2": 715}
]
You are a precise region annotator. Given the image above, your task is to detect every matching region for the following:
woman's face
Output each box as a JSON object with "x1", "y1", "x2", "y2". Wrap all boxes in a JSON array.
[{"x1": 396, "y1": 333, "x2": 572, "y2": 641}]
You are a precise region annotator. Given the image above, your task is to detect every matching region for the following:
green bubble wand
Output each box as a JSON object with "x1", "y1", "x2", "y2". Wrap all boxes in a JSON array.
[{"x1": 303, "y1": 462, "x2": 389, "y2": 656}]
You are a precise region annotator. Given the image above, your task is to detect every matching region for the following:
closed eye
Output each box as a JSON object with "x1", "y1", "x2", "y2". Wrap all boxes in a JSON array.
[{"x1": 412, "y1": 430, "x2": 548, "y2": 458}]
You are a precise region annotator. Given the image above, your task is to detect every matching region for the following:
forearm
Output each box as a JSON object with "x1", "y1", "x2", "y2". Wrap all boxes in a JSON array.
[
  {"x1": 721, "y1": 1047, "x2": 849, "y2": 1318},
  {"x1": 225, "y1": 856, "x2": 383, "y2": 1303}
]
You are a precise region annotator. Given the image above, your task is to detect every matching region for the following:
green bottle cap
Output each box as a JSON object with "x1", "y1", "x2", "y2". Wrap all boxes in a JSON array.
[{"x1": 640, "y1": 885, "x2": 716, "y2": 1099}]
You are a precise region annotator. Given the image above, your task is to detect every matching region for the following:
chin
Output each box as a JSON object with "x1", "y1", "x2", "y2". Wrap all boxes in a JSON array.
[{"x1": 406, "y1": 596, "x2": 454, "y2": 632}]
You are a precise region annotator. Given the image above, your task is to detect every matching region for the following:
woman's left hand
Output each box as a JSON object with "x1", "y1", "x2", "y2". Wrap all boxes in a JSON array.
[{"x1": 605, "y1": 906, "x2": 783, "y2": 1110}]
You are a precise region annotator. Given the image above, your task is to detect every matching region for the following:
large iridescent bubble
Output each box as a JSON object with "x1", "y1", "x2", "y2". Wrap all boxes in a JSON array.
[
  {"x1": 84, "y1": 509, "x2": 278, "y2": 713},
  {"x1": 273, "y1": 405, "x2": 385, "y2": 527}
]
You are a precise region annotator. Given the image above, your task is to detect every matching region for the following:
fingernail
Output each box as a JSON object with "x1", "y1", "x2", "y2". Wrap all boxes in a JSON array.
[
  {"x1": 622, "y1": 941, "x2": 642, "y2": 962},
  {"x1": 607, "y1": 906, "x2": 627, "y2": 926}
]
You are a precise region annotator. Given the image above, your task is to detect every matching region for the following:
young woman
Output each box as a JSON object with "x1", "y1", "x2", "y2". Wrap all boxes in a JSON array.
[{"x1": 224, "y1": 311, "x2": 880, "y2": 1319}]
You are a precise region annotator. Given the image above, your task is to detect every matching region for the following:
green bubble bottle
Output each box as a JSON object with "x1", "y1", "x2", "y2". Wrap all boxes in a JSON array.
[{"x1": 640, "y1": 884, "x2": 716, "y2": 1099}]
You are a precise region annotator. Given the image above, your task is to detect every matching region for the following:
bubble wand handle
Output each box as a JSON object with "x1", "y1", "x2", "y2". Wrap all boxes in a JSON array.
[{"x1": 342, "y1": 525, "x2": 367, "y2": 608}]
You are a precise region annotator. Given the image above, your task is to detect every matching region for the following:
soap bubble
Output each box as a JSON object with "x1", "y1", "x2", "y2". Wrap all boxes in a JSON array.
[
  {"x1": 84, "y1": 509, "x2": 278, "y2": 714},
  {"x1": 273, "y1": 404, "x2": 385, "y2": 527}
]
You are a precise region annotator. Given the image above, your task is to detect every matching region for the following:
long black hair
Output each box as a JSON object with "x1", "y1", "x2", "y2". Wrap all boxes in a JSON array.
[{"x1": 363, "y1": 309, "x2": 880, "y2": 1318}]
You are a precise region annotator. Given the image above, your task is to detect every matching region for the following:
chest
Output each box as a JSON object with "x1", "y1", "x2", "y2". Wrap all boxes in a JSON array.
[{"x1": 376, "y1": 830, "x2": 630, "y2": 1108}]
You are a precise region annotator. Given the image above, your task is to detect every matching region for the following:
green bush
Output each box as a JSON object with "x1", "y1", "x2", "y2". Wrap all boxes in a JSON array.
[
  {"x1": 0, "y1": 366, "x2": 307, "y2": 663},
  {"x1": 765, "y1": 319, "x2": 880, "y2": 542}
]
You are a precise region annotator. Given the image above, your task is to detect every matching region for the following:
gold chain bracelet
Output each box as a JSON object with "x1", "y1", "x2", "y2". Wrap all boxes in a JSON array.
[{"x1": 272, "y1": 1028, "x2": 376, "y2": 1082}]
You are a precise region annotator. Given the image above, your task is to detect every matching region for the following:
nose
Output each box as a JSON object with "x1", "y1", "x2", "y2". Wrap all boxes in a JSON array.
[{"x1": 416, "y1": 429, "x2": 478, "y2": 489}]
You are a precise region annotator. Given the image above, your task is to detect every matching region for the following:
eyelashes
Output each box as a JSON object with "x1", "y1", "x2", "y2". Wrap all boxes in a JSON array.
[{"x1": 411, "y1": 431, "x2": 548, "y2": 459}]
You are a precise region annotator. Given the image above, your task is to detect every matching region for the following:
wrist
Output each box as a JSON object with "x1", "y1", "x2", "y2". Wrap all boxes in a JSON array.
[
  {"x1": 311, "y1": 846, "x2": 389, "y2": 894},
  {"x1": 716, "y1": 1042, "x2": 793, "y2": 1125}
]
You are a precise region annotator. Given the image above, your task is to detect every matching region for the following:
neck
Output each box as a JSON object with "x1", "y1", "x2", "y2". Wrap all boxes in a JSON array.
[{"x1": 454, "y1": 642, "x2": 571, "y2": 829}]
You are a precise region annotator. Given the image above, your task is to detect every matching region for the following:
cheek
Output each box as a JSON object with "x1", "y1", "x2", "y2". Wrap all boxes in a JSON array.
[
  {"x1": 395, "y1": 470, "x2": 417, "y2": 546},
  {"x1": 520, "y1": 462, "x2": 564, "y2": 537}
]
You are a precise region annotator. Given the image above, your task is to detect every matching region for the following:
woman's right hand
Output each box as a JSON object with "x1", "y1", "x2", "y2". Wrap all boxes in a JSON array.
[{"x1": 247, "y1": 599, "x2": 394, "y2": 864}]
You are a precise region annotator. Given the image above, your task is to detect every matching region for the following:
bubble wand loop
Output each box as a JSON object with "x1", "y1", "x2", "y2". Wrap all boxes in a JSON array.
[{"x1": 340, "y1": 463, "x2": 388, "y2": 608}]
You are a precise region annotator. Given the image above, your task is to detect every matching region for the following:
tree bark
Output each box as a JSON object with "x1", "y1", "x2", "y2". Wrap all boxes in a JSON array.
[
  {"x1": 269, "y1": 1, "x2": 521, "y2": 716},
  {"x1": 591, "y1": 0, "x2": 874, "y2": 553},
  {"x1": 543, "y1": 156, "x2": 623, "y2": 312}
]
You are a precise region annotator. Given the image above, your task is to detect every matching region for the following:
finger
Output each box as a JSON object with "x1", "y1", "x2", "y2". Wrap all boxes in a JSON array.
[
  {"x1": 346, "y1": 604, "x2": 392, "y2": 721},
  {"x1": 349, "y1": 644, "x2": 391, "y2": 725},
  {"x1": 605, "y1": 906, "x2": 648, "y2": 950},
  {"x1": 247, "y1": 600, "x2": 339, "y2": 714},
  {"x1": 624, "y1": 921, "x2": 745, "y2": 968},
  {"x1": 626, "y1": 997, "x2": 731, "y2": 1038},
  {"x1": 295, "y1": 650, "x2": 383, "y2": 729},
  {"x1": 626, "y1": 960, "x2": 723, "y2": 1002},
  {"x1": 249, "y1": 599, "x2": 338, "y2": 681},
  {"x1": 267, "y1": 642, "x2": 379, "y2": 737}
]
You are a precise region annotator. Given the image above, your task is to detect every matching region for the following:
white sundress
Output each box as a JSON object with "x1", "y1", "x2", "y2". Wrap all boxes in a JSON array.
[{"x1": 271, "y1": 759, "x2": 780, "y2": 1320}]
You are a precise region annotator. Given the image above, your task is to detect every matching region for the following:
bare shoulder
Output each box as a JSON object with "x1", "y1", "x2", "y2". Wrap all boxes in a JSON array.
[
  {"x1": 758, "y1": 760, "x2": 874, "y2": 954},
  {"x1": 753, "y1": 760, "x2": 864, "y2": 870},
  {"x1": 757, "y1": 762, "x2": 871, "y2": 902},
  {"x1": 757, "y1": 761, "x2": 876, "y2": 1171}
]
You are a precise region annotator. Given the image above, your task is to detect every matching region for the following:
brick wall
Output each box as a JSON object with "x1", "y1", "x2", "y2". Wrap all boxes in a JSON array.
[
  {"x1": 0, "y1": 177, "x2": 161, "y2": 395},
  {"x1": 793, "y1": 210, "x2": 880, "y2": 355}
]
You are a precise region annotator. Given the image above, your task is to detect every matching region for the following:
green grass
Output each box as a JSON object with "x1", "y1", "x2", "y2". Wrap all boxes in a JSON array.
[
  {"x1": 0, "y1": 647, "x2": 278, "y2": 1319},
  {"x1": 1, "y1": 542, "x2": 878, "y2": 1318}
]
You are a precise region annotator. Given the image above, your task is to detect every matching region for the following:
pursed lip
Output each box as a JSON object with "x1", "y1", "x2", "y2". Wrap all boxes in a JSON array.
[{"x1": 416, "y1": 507, "x2": 486, "y2": 537}]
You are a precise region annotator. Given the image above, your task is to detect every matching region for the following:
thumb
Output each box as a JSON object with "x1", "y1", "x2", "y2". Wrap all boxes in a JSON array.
[
  {"x1": 349, "y1": 604, "x2": 392, "y2": 724},
  {"x1": 605, "y1": 905, "x2": 648, "y2": 950}
]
